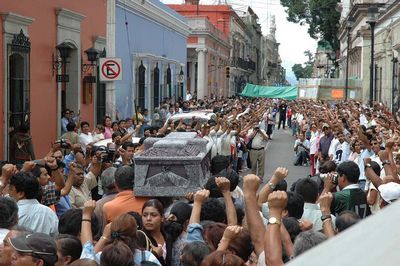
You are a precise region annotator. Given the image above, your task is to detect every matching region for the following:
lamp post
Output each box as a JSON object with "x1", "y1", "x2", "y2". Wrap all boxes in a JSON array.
[
  {"x1": 345, "y1": 16, "x2": 355, "y2": 101},
  {"x1": 367, "y1": 6, "x2": 379, "y2": 106}
]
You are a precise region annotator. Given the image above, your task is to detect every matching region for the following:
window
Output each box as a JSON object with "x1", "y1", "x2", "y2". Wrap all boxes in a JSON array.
[
  {"x1": 153, "y1": 64, "x2": 160, "y2": 108},
  {"x1": 138, "y1": 61, "x2": 146, "y2": 109},
  {"x1": 96, "y1": 49, "x2": 106, "y2": 124},
  {"x1": 7, "y1": 30, "x2": 30, "y2": 158},
  {"x1": 166, "y1": 64, "x2": 171, "y2": 98}
]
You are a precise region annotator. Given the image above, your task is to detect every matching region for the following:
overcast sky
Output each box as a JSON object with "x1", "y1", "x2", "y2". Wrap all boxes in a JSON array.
[{"x1": 161, "y1": 0, "x2": 317, "y2": 85}]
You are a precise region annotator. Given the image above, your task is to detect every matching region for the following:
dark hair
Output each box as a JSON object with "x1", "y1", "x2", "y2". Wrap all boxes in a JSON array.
[
  {"x1": 286, "y1": 192, "x2": 304, "y2": 219},
  {"x1": 127, "y1": 211, "x2": 143, "y2": 230},
  {"x1": 282, "y1": 217, "x2": 301, "y2": 243},
  {"x1": 111, "y1": 122, "x2": 118, "y2": 128},
  {"x1": 10, "y1": 172, "x2": 40, "y2": 199},
  {"x1": 335, "y1": 210, "x2": 360, "y2": 232},
  {"x1": 59, "y1": 209, "x2": 99, "y2": 239},
  {"x1": 103, "y1": 115, "x2": 112, "y2": 126},
  {"x1": 336, "y1": 161, "x2": 360, "y2": 183},
  {"x1": 202, "y1": 223, "x2": 227, "y2": 251},
  {"x1": 121, "y1": 142, "x2": 135, "y2": 151},
  {"x1": 200, "y1": 198, "x2": 226, "y2": 223},
  {"x1": 56, "y1": 234, "x2": 82, "y2": 263},
  {"x1": 69, "y1": 259, "x2": 98, "y2": 266},
  {"x1": 201, "y1": 250, "x2": 246, "y2": 266},
  {"x1": 0, "y1": 197, "x2": 18, "y2": 228},
  {"x1": 100, "y1": 241, "x2": 134, "y2": 266},
  {"x1": 142, "y1": 199, "x2": 164, "y2": 217},
  {"x1": 319, "y1": 161, "x2": 337, "y2": 174},
  {"x1": 228, "y1": 229, "x2": 253, "y2": 261},
  {"x1": 210, "y1": 155, "x2": 230, "y2": 175},
  {"x1": 295, "y1": 178, "x2": 319, "y2": 203},
  {"x1": 114, "y1": 166, "x2": 134, "y2": 190},
  {"x1": 30, "y1": 164, "x2": 45, "y2": 178},
  {"x1": 274, "y1": 179, "x2": 287, "y2": 191},
  {"x1": 369, "y1": 161, "x2": 381, "y2": 176},
  {"x1": 109, "y1": 213, "x2": 139, "y2": 252},
  {"x1": 118, "y1": 119, "x2": 126, "y2": 125},
  {"x1": 66, "y1": 122, "x2": 76, "y2": 132},
  {"x1": 180, "y1": 241, "x2": 210, "y2": 266},
  {"x1": 80, "y1": 121, "x2": 90, "y2": 129}
]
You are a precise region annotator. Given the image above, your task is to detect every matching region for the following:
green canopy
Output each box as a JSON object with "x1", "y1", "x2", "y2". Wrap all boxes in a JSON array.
[{"x1": 240, "y1": 84, "x2": 298, "y2": 100}]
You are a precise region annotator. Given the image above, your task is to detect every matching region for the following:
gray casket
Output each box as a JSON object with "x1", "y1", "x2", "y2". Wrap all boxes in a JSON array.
[{"x1": 134, "y1": 132, "x2": 212, "y2": 197}]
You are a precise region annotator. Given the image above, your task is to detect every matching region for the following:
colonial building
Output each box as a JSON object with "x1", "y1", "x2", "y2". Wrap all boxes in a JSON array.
[
  {"x1": 261, "y1": 16, "x2": 285, "y2": 86},
  {"x1": 106, "y1": 0, "x2": 189, "y2": 120},
  {"x1": 0, "y1": 0, "x2": 106, "y2": 159}
]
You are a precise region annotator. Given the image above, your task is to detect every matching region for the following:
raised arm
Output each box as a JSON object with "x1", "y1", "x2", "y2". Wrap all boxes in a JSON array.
[
  {"x1": 81, "y1": 200, "x2": 96, "y2": 245},
  {"x1": 216, "y1": 177, "x2": 237, "y2": 225},
  {"x1": 258, "y1": 167, "x2": 288, "y2": 208},
  {"x1": 264, "y1": 191, "x2": 287, "y2": 266},
  {"x1": 189, "y1": 189, "x2": 210, "y2": 225},
  {"x1": 319, "y1": 192, "x2": 335, "y2": 238},
  {"x1": 243, "y1": 174, "x2": 264, "y2": 256}
]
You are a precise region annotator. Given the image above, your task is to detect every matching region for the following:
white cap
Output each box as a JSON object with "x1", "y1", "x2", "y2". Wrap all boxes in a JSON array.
[{"x1": 378, "y1": 182, "x2": 400, "y2": 203}]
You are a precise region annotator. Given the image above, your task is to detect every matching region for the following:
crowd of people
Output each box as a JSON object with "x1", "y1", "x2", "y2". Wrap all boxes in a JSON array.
[{"x1": 1, "y1": 96, "x2": 400, "y2": 266}]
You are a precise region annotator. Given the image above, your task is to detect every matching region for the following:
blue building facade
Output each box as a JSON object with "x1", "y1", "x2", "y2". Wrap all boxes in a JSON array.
[{"x1": 113, "y1": 0, "x2": 189, "y2": 119}]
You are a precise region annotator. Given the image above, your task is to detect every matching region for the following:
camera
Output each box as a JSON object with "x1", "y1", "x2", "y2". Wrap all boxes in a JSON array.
[
  {"x1": 320, "y1": 173, "x2": 339, "y2": 185},
  {"x1": 55, "y1": 139, "x2": 70, "y2": 149},
  {"x1": 96, "y1": 145, "x2": 115, "y2": 163}
]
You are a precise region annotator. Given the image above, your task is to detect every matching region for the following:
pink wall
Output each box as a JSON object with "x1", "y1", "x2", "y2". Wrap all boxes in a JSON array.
[{"x1": 0, "y1": 0, "x2": 107, "y2": 158}]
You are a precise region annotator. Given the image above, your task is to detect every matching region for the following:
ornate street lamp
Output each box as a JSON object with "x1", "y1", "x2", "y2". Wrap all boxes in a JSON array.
[
  {"x1": 367, "y1": 6, "x2": 379, "y2": 106},
  {"x1": 345, "y1": 16, "x2": 355, "y2": 100}
]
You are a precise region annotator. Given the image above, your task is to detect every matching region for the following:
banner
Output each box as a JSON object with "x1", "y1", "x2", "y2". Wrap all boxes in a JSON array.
[{"x1": 240, "y1": 84, "x2": 298, "y2": 100}]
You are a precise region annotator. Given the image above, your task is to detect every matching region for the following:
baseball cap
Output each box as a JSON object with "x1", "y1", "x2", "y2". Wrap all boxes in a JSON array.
[
  {"x1": 378, "y1": 182, "x2": 400, "y2": 203},
  {"x1": 322, "y1": 123, "x2": 330, "y2": 129},
  {"x1": 8, "y1": 233, "x2": 58, "y2": 264}
]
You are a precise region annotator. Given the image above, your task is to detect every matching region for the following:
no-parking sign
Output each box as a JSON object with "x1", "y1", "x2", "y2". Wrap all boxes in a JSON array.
[{"x1": 99, "y1": 58, "x2": 122, "y2": 81}]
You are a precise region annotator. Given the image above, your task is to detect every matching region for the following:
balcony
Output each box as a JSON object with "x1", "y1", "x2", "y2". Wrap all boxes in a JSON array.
[
  {"x1": 187, "y1": 16, "x2": 229, "y2": 44},
  {"x1": 232, "y1": 57, "x2": 256, "y2": 72}
]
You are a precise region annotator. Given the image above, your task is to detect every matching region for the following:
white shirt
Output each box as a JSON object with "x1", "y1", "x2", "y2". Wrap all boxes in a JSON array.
[
  {"x1": 18, "y1": 199, "x2": 58, "y2": 235},
  {"x1": 79, "y1": 132, "x2": 93, "y2": 153},
  {"x1": 247, "y1": 129, "x2": 268, "y2": 149},
  {"x1": 309, "y1": 131, "x2": 319, "y2": 155},
  {"x1": 185, "y1": 93, "x2": 192, "y2": 101}
]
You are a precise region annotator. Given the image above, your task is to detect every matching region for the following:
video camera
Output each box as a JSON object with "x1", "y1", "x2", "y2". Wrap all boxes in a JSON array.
[
  {"x1": 55, "y1": 139, "x2": 70, "y2": 149},
  {"x1": 95, "y1": 144, "x2": 116, "y2": 163}
]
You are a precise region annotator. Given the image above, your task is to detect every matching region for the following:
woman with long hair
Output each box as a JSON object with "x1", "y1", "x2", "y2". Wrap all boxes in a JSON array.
[
  {"x1": 80, "y1": 202, "x2": 160, "y2": 265},
  {"x1": 142, "y1": 199, "x2": 171, "y2": 265},
  {"x1": 103, "y1": 116, "x2": 113, "y2": 139}
]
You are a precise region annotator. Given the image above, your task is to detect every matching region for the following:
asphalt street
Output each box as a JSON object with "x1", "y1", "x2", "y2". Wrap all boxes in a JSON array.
[
  {"x1": 239, "y1": 127, "x2": 310, "y2": 190},
  {"x1": 262, "y1": 127, "x2": 311, "y2": 189}
]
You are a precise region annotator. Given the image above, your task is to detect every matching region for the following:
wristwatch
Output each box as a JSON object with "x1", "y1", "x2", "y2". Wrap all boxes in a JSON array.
[
  {"x1": 321, "y1": 214, "x2": 331, "y2": 222},
  {"x1": 365, "y1": 163, "x2": 372, "y2": 169},
  {"x1": 268, "y1": 217, "x2": 281, "y2": 225},
  {"x1": 382, "y1": 160, "x2": 391, "y2": 166},
  {"x1": 268, "y1": 182, "x2": 276, "y2": 190}
]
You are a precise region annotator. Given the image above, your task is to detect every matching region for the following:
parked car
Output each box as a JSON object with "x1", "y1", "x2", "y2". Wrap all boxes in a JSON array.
[{"x1": 164, "y1": 111, "x2": 216, "y2": 127}]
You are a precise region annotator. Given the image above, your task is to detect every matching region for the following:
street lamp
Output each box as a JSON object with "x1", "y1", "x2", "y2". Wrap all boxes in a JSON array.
[
  {"x1": 345, "y1": 16, "x2": 355, "y2": 101},
  {"x1": 367, "y1": 6, "x2": 379, "y2": 106}
]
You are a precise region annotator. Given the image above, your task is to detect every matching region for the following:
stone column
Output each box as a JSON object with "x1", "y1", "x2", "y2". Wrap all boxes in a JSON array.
[
  {"x1": 106, "y1": 0, "x2": 116, "y2": 119},
  {"x1": 190, "y1": 61, "x2": 196, "y2": 93},
  {"x1": 196, "y1": 48, "x2": 207, "y2": 99}
]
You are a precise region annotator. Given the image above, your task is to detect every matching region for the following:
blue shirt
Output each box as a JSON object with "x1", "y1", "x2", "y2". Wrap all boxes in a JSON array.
[
  {"x1": 63, "y1": 152, "x2": 75, "y2": 175},
  {"x1": 186, "y1": 223, "x2": 204, "y2": 243},
  {"x1": 55, "y1": 196, "x2": 72, "y2": 217}
]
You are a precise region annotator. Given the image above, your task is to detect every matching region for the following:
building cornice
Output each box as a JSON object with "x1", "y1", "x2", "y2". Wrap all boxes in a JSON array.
[
  {"x1": 116, "y1": 0, "x2": 190, "y2": 38},
  {"x1": 56, "y1": 8, "x2": 86, "y2": 22},
  {"x1": 1, "y1": 12, "x2": 35, "y2": 26}
]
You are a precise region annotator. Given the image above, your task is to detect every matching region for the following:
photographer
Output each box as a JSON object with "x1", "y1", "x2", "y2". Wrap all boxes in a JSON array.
[
  {"x1": 321, "y1": 161, "x2": 370, "y2": 218},
  {"x1": 294, "y1": 133, "x2": 310, "y2": 166},
  {"x1": 247, "y1": 123, "x2": 268, "y2": 180}
]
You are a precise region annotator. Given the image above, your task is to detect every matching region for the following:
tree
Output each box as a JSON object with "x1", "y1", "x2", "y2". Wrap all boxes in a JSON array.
[
  {"x1": 292, "y1": 50, "x2": 314, "y2": 80},
  {"x1": 280, "y1": 0, "x2": 340, "y2": 50}
]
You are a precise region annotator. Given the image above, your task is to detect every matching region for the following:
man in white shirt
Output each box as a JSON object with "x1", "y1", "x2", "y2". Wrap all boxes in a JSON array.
[
  {"x1": 294, "y1": 133, "x2": 310, "y2": 166},
  {"x1": 309, "y1": 124, "x2": 320, "y2": 175},
  {"x1": 185, "y1": 90, "x2": 192, "y2": 101},
  {"x1": 247, "y1": 123, "x2": 268, "y2": 179},
  {"x1": 79, "y1": 121, "x2": 94, "y2": 154},
  {"x1": 9, "y1": 172, "x2": 58, "y2": 236}
]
